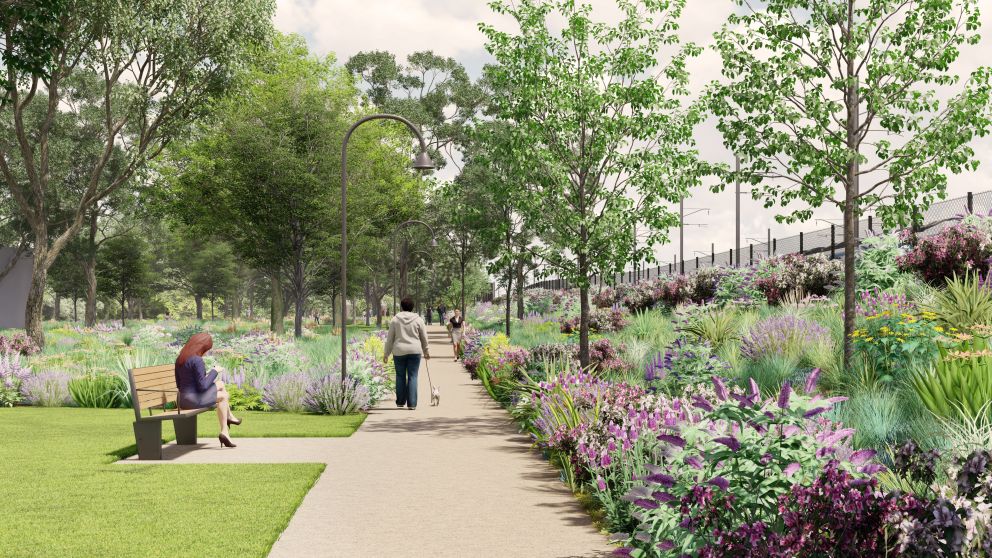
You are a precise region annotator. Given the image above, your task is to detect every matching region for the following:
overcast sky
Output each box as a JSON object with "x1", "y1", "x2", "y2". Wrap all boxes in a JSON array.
[{"x1": 275, "y1": 0, "x2": 992, "y2": 268}]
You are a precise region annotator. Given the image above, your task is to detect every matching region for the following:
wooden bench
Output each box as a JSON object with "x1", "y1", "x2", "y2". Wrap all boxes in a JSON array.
[{"x1": 127, "y1": 364, "x2": 213, "y2": 460}]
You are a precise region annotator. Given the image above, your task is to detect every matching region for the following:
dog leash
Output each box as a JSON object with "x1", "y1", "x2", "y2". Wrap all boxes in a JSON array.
[{"x1": 423, "y1": 356, "x2": 434, "y2": 393}]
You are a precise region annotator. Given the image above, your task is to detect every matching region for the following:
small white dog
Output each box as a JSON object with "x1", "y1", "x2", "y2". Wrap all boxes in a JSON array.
[{"x1": 430, "y1": 385, "x2": 441, "y2": 406}]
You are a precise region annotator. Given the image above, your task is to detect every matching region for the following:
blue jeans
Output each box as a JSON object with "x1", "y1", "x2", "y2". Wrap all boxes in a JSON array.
[{"x1": 393, "y1": 354, "x2": 421, "y2": 408}]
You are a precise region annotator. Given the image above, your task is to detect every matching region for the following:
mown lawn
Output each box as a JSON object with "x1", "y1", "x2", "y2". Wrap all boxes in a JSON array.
[{"x1": 0, "y1": 408, "x2": 365, "y2": 557}]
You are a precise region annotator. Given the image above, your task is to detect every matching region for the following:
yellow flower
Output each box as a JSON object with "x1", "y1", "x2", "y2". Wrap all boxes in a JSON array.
[{"x1": 934, "y1": 326, "x2": 945, "y2": 333}]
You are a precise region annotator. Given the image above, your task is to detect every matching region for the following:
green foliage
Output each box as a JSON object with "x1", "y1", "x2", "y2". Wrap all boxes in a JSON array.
[
  {"x1": 851, "y1": 311, "x2": 941, "y2": 384},
  {"x1": 838, "y1": 387, "x2": 912, "y2": 450},
  {"x1": 710, "y1": 0, "x2": 992, "y2": 366},
  {"x1": 856, "y1": 234, "x2": 905, "y2": 291},
  {"x1": 68, "y1": 374, "x2": 130, "y2": 408},
  {"x1": 925, "y1": 272, "x2": 992, "y2": 329},
  {"x1": 165, "y1": 33, "x2": 423, "y2": 337},
  {"x1": 682, "y1": 308, "x2": 739, "y2": 352},
  {"x1": 738, "y1": 353, "x2": 800, "y2": 397},
  {"x1": 346, "y1": 49, "x2": 485, "y2": 170},
  {"x1": 1, "y1": 0, "x2": 276, "y2": 347},
  {"x1": 480, "y1": 0, "x2": 707, "y2": 363},
  {"x1": 912, "y1": 336, "x2": 992, "y2": 423},
  {"x1": 617, "y1": 311, "x2": 676, "y2": 354},
  {"x1": 226, "y1": 384, "x2": 269, "y2": 412},
  {"x1": 96, "y1": 234, "x2": 151, "y2": 325}
]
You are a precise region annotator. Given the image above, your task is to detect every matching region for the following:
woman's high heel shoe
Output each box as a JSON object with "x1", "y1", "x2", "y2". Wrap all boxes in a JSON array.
[
  {"x1": 227, "y1": 417, "x2": 242, "y2": 426},
  {"x1": 219, "y1": 433, "x2": 237, "y2": 448}
]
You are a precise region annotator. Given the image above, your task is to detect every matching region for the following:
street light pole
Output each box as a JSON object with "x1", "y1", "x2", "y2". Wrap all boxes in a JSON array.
[{"x1": 341, "y1": 114, "x2": 433, "y2": 380}]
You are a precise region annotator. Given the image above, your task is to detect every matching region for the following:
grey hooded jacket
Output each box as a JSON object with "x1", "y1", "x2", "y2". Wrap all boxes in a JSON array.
[{"x1": 384, "y1": 311, "x2": 430, "y2": 358}]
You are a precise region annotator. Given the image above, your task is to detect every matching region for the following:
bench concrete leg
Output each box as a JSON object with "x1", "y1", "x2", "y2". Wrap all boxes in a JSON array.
[
  {"x1": 174, "y1": 415, "x2": 199, "y2": 445},
  {"x1": 133, "y1": 421, "x2": 163, "y2": 460}
]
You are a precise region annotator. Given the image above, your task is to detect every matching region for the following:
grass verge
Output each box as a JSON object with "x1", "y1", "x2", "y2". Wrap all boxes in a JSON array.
[{"x1": 0, "y1": 407, "x2": 364, "y2": 557}]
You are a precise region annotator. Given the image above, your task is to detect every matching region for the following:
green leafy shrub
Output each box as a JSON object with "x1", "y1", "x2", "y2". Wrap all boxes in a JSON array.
[
  {"x1": 912, "y1": 335, "x2": 992, "y2": 423},
  {"x1": 852, "y1": 289, "x2": 941, "y2": 383},
  {"x1": 68, "y1": 373, "x2": 131, "y2": 408},
  {"x1": 856, "y1": 233, "x2": 904, "y2": 291},
  {"x1": 681, "y1": 307, "x2": 739, "y2": 351},
  {"x1": 226, "y1": 384, "x2": 269, "y2": 412},
  {"x1": 925, "y1": 272, "x2": 992, "y2": 329}
]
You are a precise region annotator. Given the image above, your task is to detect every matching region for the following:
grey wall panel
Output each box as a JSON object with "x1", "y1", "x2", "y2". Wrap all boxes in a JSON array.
[{"x1": 0, "y1": 248, "x2": 32, "y2": 329}]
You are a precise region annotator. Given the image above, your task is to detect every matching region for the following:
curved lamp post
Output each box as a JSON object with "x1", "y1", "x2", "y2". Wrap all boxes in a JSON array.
[
  {"x1": 392, "y1": 220, "x2": 437, "y2": 314},
  {"x1": 341, "y1": 114, "x2": 434, "y2": 380}
]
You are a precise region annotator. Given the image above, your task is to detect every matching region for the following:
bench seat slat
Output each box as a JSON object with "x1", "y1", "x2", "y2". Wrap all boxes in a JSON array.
[
  {"x1": 132, "y1": 365, "x2": 174, "y2": 376},
  {"x1": 132, "y1": 370, "x2": 175, "y2": 382},
  {"x1": 135, "y1": 408, "x2": 210, "y2": 422},
  {"x1": 134, "y1": 377, "x2": 179, "y2": 390}
]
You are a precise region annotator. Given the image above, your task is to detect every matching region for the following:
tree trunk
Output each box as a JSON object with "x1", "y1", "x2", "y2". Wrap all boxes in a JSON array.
[
  {"x1": 842, "y1": 48, "x2": 860, "y2": 374},
  {"x1": 578, "y1": 252, "x2": 590, "y2": 368},
  {"x1": 24, "y1": 243, "x2": 49, "y2": 348},
  {"x1": 194, "y1": 295, "x2": 204, "y2": 320},
  {"x1": 515, "y1": 258, "x2": 525, "y2": 320},
  {"x1": 53, "y1": 293, "x2": 61, "y2": 321},
  {"x1": 504, "y1": 272, "x2": 512, "y2": 337},
  {"x1": 330, "y1": 289, "x2": 338, "y2": 327},
  {"x1": 270, "y1": 273, "x2": 285, "y2": 334},
  {"x1": 460, "y1": 257, "x2": 467, "y2": 318},
  {"x1": 210, "y1": 296, "x2": 215, "y2": 320},
  {"x1": 293, "y1": 294, "x2": 304, "y2": 338},
  {"x1": 138, "y1": 300, "x2": 143, "y2": 320},
  {"x1": 72, "y1": 296, "x2": 78, "y2": 321}
]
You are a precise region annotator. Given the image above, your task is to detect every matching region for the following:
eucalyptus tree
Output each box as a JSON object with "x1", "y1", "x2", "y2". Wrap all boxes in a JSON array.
[
  {"x1": 345, "y1": 50, "x2": 488, "y2": 168},
  {"x1": 710, "y1": 0, "x2": 992, "y2": 369},
  {"x1": 168, "y1": 34, "x2": 423, "y2": 337},
  {"x1": 480, "y1": 0, "x2": 708, "y2": 366},
  {"x1": 0, "y1": 0, "x2": 274, "y2": 346}
]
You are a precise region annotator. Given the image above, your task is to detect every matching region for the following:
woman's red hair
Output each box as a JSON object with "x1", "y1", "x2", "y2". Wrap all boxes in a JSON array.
[{"x1": 176, "y1": 333, "x2": 213, "y2": 366}]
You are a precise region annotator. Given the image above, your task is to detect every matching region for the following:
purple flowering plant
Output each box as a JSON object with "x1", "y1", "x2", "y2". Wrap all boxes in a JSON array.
[
  {"x1": 741, "y1": 315, "x2": 831, "y2": 361},
  {"x1": 614, "y1": 376, "x2": 870, "y2": 557},
  {"x1": 644, "y1": 338, "x2": 731, "y2": 397}
]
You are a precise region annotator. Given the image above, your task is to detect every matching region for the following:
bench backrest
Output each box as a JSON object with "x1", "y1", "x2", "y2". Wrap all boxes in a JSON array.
[{"x1": 128, "y1": 364, "x2": 178, "y2": 421}]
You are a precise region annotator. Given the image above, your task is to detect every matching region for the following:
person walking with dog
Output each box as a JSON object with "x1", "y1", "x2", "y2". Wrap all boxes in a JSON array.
[
  {"x1": 383, "y1": 297, "x2": 430, "y2": 410},
  {"x1": 448, "y1": 308, "x2": 467, "y2": 360}
]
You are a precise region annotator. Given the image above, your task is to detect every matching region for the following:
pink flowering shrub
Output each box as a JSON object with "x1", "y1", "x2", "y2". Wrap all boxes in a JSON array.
[
  {"x1": 898, "y1": 223, "x2": 992, "y2": 285},
  {"x1": 589, "y1": 338, "x2": 631, "y2": 374},
  {"x1": 0, "y1": 332, "x2": 40, "y2": 356},
  {"x1": 559, "y1": 306, "x2": 629, "y2": 334}
]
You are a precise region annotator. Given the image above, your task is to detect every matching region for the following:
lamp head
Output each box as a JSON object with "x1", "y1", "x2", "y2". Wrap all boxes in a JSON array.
[
  {"x1": 431, "y1": 238, "x2": 438, "y2": 248},
  {"x1": 412, "y1": 151, "x2": 435, "y2": 171}
]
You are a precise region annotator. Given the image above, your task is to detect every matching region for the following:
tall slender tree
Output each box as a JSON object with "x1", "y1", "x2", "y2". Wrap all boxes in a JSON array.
[
  {"x1": 710, "y1": 0, "x2": 992, "y2": 370},
  {"x1": 481, "y1": 0, "x2": 708, "y2": 366}
]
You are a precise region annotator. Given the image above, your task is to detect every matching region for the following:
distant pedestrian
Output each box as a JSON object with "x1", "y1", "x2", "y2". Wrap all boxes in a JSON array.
[
  {"x1": 425, "y1": 305, "x2": 433, "y2": 325},
  {"x1": 448, "y1": 309, "x2": 467, "y2": 361},
  {"x1": 383, "y1": 297, "x2": 431, "y2": 410},
  {"x1": 437, "y1": 303, "x2": 447, "y2": 324}
]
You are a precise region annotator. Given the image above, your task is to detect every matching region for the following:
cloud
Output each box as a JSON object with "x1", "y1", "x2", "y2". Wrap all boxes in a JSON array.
[{"x1": 276, "y1": 0, "x2": 992, "y2": 265}]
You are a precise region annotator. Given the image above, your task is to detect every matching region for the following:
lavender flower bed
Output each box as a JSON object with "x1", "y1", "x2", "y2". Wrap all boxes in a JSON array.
[{"x1": 741, "y1": 315, "x2": 831, "y2": 360}]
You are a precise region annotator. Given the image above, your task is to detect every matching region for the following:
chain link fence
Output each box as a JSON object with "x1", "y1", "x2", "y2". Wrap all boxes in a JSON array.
[{"x1": 525, "y1": 190, "x2": 992, "y2": 290}]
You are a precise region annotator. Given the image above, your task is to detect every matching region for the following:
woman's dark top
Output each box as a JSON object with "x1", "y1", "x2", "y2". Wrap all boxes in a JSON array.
[
  {"x1": 449, "y1": 316, "x2": 463, "y2": 329},
  {"x1": 175, "y1": 355, "x2": 218, "y2": 410}
]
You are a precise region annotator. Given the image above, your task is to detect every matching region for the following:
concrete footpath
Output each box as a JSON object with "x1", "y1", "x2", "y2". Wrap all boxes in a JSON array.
[{"x1": 122, "y1": 326, "x2": 612, "y2": 558}]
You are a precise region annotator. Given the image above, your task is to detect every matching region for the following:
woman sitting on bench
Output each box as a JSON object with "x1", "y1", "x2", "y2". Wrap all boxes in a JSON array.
[{"x1": 175, "y1": 333, "x2": 241, "y2": 448}]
